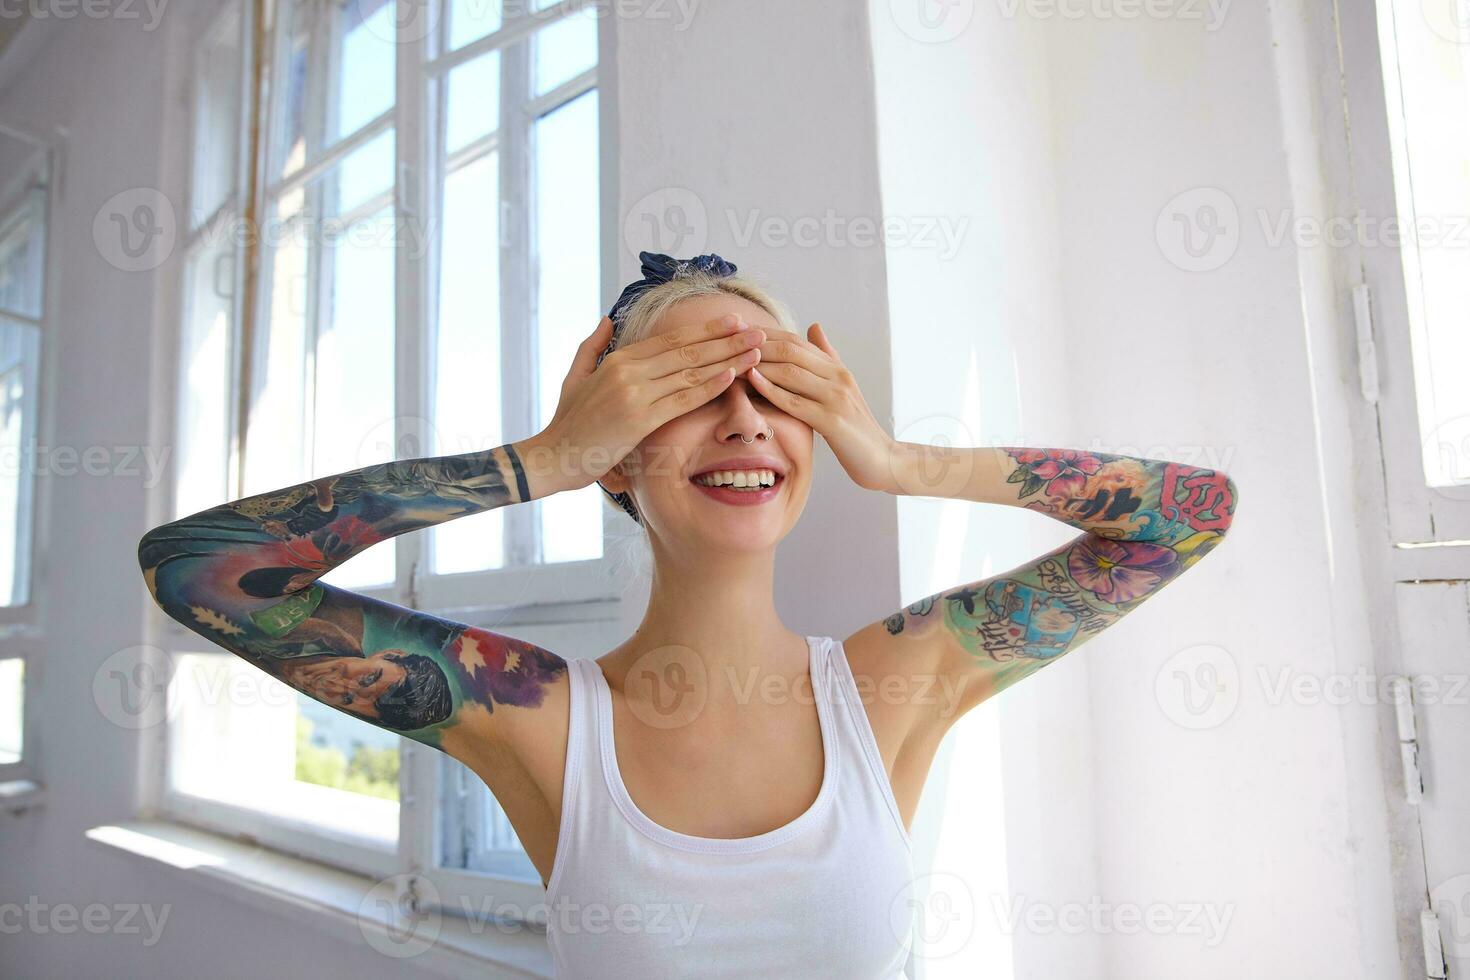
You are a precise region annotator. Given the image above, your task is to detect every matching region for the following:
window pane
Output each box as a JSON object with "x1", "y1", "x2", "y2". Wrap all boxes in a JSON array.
[
  {"x1": 273, "y1": 0, "x2": 396, "y2": 180},
  {"x1": 446, "y1": 50, "x2": 501, "y2": 155},
  {"x1": 314, "y1": 202, "x2": 397, "y2": 589},
  {"x1": 534, "y1": 91, "x2": 601, "y2": 563},
  {"x1": 190, "y1": 9, "x2": 243, "y2": 225},
  {"x1": 533, "y1": 7, "x2": 597, "y2": 98},
  {"x1": 335, "y1": 0, "x2": 396, "y2": 140},
  {"x1": 0, "y1": 193, "x2": 45, "y2": 319},
  {"x1": 246, "y1": 161, "x2": 398, "y2": 589},
  {"x1": 243, "y1": 191, "x2": 310, "y2": 497},
  {"x1": 0, "y1": 658, "x2": 21, "y2": 764},
  {"x1": 447, "y1": 0, "x2": 502, "y2": 50},
  {"x1": 174, "y1": 238, "x2": 234, "y2": 519},
  {"x1": 0, "y1": 317, "x2": 40, "y2": 607},
  {"x1": 272, "y1": 0, "x2": 316, "y2": 180},
  {"x1": 1382, "y1": 0, "x2": 1470, "y2": 488},
  {"x1": 337, "y1": 127, "x2": 395, "y2": 216},
  {"x1": 169, "y1": 653, "x2": 398, "y2": 838},
  {"x1": 433, "y1": 153, "x2": 505, "y2": 574}
]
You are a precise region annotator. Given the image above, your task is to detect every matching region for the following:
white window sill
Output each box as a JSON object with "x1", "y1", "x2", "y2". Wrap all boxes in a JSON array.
[
  {"x1": 85, "y1": 820, "x2": 554, "y2": 980},
  {"x1": 0, "y1": 778, "x2": 44, "y2": 814}
]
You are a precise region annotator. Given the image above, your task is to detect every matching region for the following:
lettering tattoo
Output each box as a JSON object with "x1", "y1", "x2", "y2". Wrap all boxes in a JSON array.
[
  {"x1": 884, "y1": 448, "x2": 1237, "y2": 696},
  {"x1": 137, "y1": 444, "x2": 566, "y2": 748}
]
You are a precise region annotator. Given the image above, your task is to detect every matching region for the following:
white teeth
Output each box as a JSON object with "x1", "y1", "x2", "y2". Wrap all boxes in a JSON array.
[{"x1": 695, "y1": 468, "x2": 779, "y2": 489}]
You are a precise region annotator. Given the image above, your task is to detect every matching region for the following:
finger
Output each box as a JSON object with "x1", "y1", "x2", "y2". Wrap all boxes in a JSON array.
[
  {"x1": 807, "y1": 322, "x2": 842, "y2": 362},
  {"x1": 649, "y1": 362, "x2": 741, "y2": 424},
  {"x1": 753, "y1": 331, "x2": 838, "y2": 379},
  {"x1": 569, "y1": 316, "x2": 615, "y2": 380},
  {"x1": 746, "y1": 365, "x2": 818, "y2": 425},
  {"x1": 645, "y1": 324, "x2": 765, "y2": 382},
  {"x1": 617, "y1": 313, "x2": 749, "y2": 361},
  {"x1": 749, "y1": 358, "x2": 827, "y2": 400},
  {"x1": 649, "y1": 344, "x2": 762, "y2": 401}
]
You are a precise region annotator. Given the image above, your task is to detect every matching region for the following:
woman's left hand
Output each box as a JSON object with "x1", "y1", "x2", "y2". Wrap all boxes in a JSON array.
[{"x1": 746, "y1": 323, "x2": 899, "y2": 493}]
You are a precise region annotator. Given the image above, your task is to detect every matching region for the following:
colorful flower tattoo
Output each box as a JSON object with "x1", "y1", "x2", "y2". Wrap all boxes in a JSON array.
[{"x1": 885, "y1": 448, "x2": 1237, "y2": 695}]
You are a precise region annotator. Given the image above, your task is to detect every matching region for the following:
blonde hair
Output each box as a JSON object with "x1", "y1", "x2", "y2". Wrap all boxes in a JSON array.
[{"x1": 608, "y1": 268, "x2": 798, "y2": 356}]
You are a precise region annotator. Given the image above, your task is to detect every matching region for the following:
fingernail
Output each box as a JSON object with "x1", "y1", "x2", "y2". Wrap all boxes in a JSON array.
[{"x1": 734, "y1": 319, "x2": 749, "y2": 330}]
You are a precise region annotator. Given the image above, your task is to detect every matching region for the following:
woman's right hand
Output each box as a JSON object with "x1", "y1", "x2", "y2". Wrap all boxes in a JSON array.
[{"x1": 528, "y1": 313, "x2": 766, "y2": 492}]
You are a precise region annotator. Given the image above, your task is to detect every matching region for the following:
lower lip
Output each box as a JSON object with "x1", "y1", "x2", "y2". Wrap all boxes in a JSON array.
[{"x1": 691, "y1": 476, "x2": 784, "y2": 506}]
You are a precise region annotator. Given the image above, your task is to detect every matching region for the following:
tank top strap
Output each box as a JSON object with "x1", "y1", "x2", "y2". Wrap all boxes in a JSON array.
[
  {"x1": 819, "y1": 634, "x2": 914, "y2": 850},
  {"x1": 543, "y1": 656, "x2": 599, "y2": 899}
]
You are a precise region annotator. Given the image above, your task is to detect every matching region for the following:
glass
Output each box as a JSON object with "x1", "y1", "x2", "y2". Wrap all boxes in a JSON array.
[
  {"x1": 336, "y1": 127, "x2": 396, "y2": 216},
  {"x1": 0, "y1": 658, "x2": 21, "y2": 764},
  {"x1": 447, "y1": 0, "x2": 502, "y2": 50},
  {"x1": 1380, "y1": 0, "x2": 1470, "y2": 488},
  {"x1": 189, "y1": 10, "x2": 243, "y2": 225},
  {"x1": 169, "y1": 653, "x2": 399, "y2": 834},
  {"x1": 242, "y1": 191, "x2": 310, "y2": 498},
  {"x1": 0, "y1": 318, "x2": 39, "y2": 607},
  {"x1": 533, "y1": 7, "x2": 597, "y2": 97},
  {"x1": 433, "y1": 153, "x2": 506, "y2": 574},
  {"x1": 334, "y1": 0, "x2": 396, "y2": 141},
  {"x1": 534, "y1": 91, "x2": 602, "y2": 563},
  {"x1": 0, "y1": 194, "x2": 45, "y2": 319},
  {"x1": 314, "y1": 202, "x2": 397, "y2": 589},
  {"x1": 445, "y1": 50, "x2": 501, "y2": 155},
  {"x1": 273, "y1": 0, "x2": 396, "y2": 180},
  {"x1": 174, "y1": 237, "x2": 234, "y2": 519}
]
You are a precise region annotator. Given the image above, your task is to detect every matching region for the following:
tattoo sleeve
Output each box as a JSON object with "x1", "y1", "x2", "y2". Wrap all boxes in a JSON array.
[
  {"x1": 137, "y1": 440, "x2": 568, "y2": 749},
  {"x1": 883, "y1": 447, "x2": 1238, "y2": 699}
]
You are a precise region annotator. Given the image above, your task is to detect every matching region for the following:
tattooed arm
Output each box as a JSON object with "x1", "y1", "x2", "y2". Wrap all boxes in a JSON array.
[
  {"x1": 136, "y1": 437, "x2": 577, "y2": 755},
  {"x1": 848, "y1": 446, "x2": 1239, "y2": 724}
]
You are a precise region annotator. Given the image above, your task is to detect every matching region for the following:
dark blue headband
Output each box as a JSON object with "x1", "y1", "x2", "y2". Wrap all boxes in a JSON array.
[{"x1": 595, "y1": 250, "x2": 739, "y2": 524}]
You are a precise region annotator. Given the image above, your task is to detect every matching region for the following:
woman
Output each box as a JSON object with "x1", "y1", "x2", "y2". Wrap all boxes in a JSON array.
[{"x1": 138, "y1": 251, "x2": 1239, "y2": 977}]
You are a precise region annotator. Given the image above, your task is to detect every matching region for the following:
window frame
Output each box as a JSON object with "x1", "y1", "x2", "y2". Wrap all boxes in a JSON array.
[
  {"x1": 150, "y1": 0, "x2": 619, "y2": 921},
  {"x1": 0, "y1": 124, "x2": 58, "y2": 796},
  {"x1": 1340, "y1": 0, "x2": 1470, "y2": 546}
]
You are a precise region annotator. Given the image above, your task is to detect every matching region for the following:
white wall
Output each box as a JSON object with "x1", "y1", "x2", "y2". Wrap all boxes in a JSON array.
[{"x1": 870, "y1": 1, "x2": 1402, "y2": 978}]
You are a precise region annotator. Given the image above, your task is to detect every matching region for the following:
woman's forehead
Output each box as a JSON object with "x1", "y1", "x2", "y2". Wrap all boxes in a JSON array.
[{"x1": 654, "y1": 293, "x2": 780, "y2": 335}]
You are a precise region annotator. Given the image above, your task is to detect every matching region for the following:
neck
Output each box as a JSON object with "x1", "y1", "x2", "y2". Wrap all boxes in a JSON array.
[{"x1": 613, "y1": 532, "x2": 807, "y2": 696}]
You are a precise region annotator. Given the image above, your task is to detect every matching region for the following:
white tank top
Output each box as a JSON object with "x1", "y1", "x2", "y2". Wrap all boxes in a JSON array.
[{"x1": 544, "y1": 634, "x2": 916, "y2": 979}]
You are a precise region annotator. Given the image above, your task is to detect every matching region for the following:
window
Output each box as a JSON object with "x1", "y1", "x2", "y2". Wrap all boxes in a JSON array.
[
  {"x1": 0, "y1": 124, "x2": 50, "y2": 792},
  {"x1": 156, "y1": 0, "x2": 608, "y2": 908},
  {"x1": 1355, "y1": 0, "x2": 1470, "y2": 543}
]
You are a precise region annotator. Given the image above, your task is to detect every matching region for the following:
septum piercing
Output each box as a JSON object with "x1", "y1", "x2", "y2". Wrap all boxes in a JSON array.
[{"x1": 739, "y1": 429, "x2": 774, "y2": 444}]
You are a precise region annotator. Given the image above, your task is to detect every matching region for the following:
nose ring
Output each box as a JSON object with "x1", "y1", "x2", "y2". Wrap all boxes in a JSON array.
[{"x1": 739, "y1": 428, "x2": 773, "y2": 444}]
